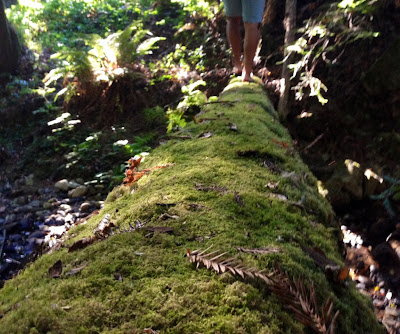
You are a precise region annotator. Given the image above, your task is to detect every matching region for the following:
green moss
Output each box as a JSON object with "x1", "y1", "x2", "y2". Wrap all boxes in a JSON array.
[{"x1": 0, "y1": 78, "x2": 383, "y2": 334}]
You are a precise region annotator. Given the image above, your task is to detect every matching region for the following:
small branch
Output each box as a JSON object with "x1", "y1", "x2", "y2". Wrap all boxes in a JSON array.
[{"x1": 303, "y1": 132, "x2": 324, "y2": 153}]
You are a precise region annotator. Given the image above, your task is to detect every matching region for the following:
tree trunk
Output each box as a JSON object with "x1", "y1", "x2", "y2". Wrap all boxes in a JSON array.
[
  {"x1": 0, "y1": 0, "x2": 21, "y2": 74},
  {"x1": 278, "y1": 0, "x2": 297, "y2": 120},
  {"x1": 0, "y1": 78, "x2": 384, "y2": 334}
]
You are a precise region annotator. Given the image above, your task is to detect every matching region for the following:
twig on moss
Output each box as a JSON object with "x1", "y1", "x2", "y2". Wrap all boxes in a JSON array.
[{"x1": 186, "y1": 247, "x2": 339, "y2": 334}]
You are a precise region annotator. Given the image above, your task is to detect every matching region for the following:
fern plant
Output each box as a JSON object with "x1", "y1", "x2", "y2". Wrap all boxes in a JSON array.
[{"x1": 45, "y1": 20, "x2": 165, "y2": 100}]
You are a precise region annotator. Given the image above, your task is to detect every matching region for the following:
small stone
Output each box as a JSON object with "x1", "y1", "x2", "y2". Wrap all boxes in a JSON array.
[
  {"x1": 64, "y1": 213, "x2": 74, "y2": 224},
  {"x1": 15, "y1": 196, "x2": 27, "y2": 205},
  {"x1": 79, "y1": 202, "x2": 91, "y2": 212},
  {"x1": 5, "y1": 214, "x2": 16, "y2": 224},
  {"x1": 94, "y1": 201, "x2": 104, "y2": 209},
  {"x1": 68, "y1": 185, "x2": 88, "y2": 198},
  {"x1": 43, "y1": 202, "x2": 53, "y2": 210},
  {"x1": 28, "y1": 200, "x2": 41, "y2": 208},
  {"x1": 75, "y1": 178, "x2": 84, "y2": 185},
  {"x1": 68, "y1": 181, "x2": 81, "y2": 189},
  {"x1": 25, "y1": 175, "x2": 34, "y2": 186},
  {"x1": 55, "y1": 179, "x2": 70, "y2": 192},
  {"x1": 59, "y1": 204, "x2": 71, "y2": 212}
]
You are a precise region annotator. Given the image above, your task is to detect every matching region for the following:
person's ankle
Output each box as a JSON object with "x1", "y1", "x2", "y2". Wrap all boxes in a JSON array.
[{"x1": 241, "y1": 69, "x2": 253, "y2": 82}]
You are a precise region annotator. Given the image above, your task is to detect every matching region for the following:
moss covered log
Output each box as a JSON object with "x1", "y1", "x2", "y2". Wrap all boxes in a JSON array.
[{"x1": 0, "y1": 79, "x2": 383, "y2": 334}]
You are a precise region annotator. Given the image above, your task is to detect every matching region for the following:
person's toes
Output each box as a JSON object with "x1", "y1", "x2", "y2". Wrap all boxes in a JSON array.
[
  {"x1": 241, "y1": 73, "x2": 254, "y2": 82},
  {"x1": 232, "y1": 66, "x2": 242, "y2": 75}
]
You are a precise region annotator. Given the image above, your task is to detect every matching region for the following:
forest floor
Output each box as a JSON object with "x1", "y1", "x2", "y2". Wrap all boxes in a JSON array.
[{"x1": 1, "y1": 1, "x2": 400, "y2": 332}]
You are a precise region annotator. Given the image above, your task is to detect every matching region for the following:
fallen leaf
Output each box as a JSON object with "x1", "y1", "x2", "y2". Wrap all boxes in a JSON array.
[
  {"x1": 49, "y1": 260, "x2": 63, "y2": 278},
  {"x1": 228, "y1": 123, "x2": 238, "y2": 131},
  {"x1": 266, "y1": 181, "x2": 280, "y2": 189},
  {"x1": 113, "y1": 272, "x2": 123, "y2": 281},
  {"x1": 68, "y1": 236, "x2": 95, "y2": 252},
  {"x1": 234, "y1": 191, "x2": 245, "y2": 207},
  {"x1": 155, "y1": 203, "x2": 176, "y2": 207},
  {"x1": 187, "y1": 203, "x2": 207, "y2": 210},
  {"x1": 159, "y1": 213, "x2": 180, "y2": 220},
  {"x1": 266, "y1": 193, "x2": 288, "y2": 201},
  {"x1": 337, "y1": 267, "x2": 349, "y2": 281},
  {"x1": 197, "y1": 131, "x2": 213, "y2": 139},
  {"x1": 195, "y1": 183, "x2": 228, "y2": 193},
  {"x1": 143, "y1": 329, "x2": 158, "y2": 334},
  {"x1": 65, "y1": 265, "x2": 86, "y2": 276},
  {"x1": 236, "y1": 246, "x2": 280, "y2": 254}
]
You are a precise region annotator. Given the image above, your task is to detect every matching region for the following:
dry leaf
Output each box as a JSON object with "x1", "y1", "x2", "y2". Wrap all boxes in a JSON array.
[
  {"x1": 143, "y1": 329, "x2": 158, "y2": 334},
  {"x1": 266, "y1": 181, "x2": 280, "y2": 189},
  {"x1": 68, "y1": 237, "x2": 95, "y2": 252},
  {"x1": 229, "y1": 122, "x2": 238, "y2": 131},
  {"x1": 195, "y1": 183, "x2": 228, "y2": 193},
  {"x1": 336, "y1": 267, "x2": 349, "y2": 281},
  {"x1": 65, "y1": 265, "x2": 86, "y2": 277},
  {"x1": 49, "y1": 260, "x2": 63, "y2": 278},
  {"x1": 197, "y1": 131, "x2": 213, "y2": 139},
  {"x1": 236, "y1": 246, "x2": 280, "y2": 254},
  {"x1": 159, "y1": 213, "x2": 180, "y2": 220},
  {"x1": 266, "y1": 193, "x2": 288, "y2": 201},
  {"x1": 234, "y1": 191, "x2": 245, "y2": 207},
  {"x1": 114, "y1": 272, "x2": 123, "y2": 281}
]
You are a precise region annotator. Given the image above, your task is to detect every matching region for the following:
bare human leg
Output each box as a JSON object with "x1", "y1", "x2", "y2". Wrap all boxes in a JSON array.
[
  {"x1": 226, "y1": 16, "x2": 242, "y2": 75},
  {"x1": 242, "y1": 22, "x2": 260, "y2": 82}
]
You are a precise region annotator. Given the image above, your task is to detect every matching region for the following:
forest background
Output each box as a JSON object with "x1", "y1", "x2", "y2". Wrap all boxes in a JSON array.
[{"x1": 1, "y1": 0, "x2": 400, "y2": 332}]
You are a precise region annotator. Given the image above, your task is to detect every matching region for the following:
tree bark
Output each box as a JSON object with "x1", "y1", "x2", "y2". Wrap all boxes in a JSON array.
[
  {"x1": 278, "y1": 0, "x2": 297, "y2": 120},
  {"x1": 0, "y1": 0, "x2": 21, "y2": 74}
]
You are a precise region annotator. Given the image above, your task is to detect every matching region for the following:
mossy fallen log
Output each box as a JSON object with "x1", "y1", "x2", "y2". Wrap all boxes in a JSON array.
[{"x1": 0, "y1": 78, "x2": 383, "y2": 334}]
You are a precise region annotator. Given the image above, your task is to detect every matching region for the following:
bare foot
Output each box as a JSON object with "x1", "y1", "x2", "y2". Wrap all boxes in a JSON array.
[
  {"x1": 232, "y1": 62, "x2": 242, "y2": 75},
  {"x1": 241, "y1": 70, "x2": 254, "y2": 82}
]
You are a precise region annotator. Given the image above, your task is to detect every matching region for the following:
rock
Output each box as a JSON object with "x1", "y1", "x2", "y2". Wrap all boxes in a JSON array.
[
  {"x1": 64, "y1": 213, "x2": 74, "y2": 224},
  {"x1": 94, "y1": 184, "x2": 105, "y2": 191},
  {"x1": 25, "y1": 175, "x2": 34, "y2": 186},
  {"x1": 15, "y1": 196, "x2": 27, "y2": 205},
  {"x1": 28, "y1": 200, "x2": 41, "y2": 208},
  {"x1": 68, "y1": 181, "x2": 81, "y2": 189},
  {"x1": 59, "y1": 204, "x2": 71, "y2": 212},
  {"x1": 5, "y1": 214, "x2": 16, "y2": 224},
  {"x1": 79, "y1": 202, "x2": 91, "y2": 212},
  {"x1": 55, "y1": 179, "x2": 70, "y2": 192},
  {"x1": 75, "y1": 178, "x2": 84, "y2": 185},
  {"x1": 43, "y1": 202, "x2": 53, "y2": 210},
  {"x1": 68, "y1": 186, "x2": 88, "y2": 198}
]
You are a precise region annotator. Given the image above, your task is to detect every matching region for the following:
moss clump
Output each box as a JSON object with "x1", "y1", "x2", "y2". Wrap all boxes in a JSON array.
[{"x1": 0, "y1": 78, "x2": 383, "y2": 334}]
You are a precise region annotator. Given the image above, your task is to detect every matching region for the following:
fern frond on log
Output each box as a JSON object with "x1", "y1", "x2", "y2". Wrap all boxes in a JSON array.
[{"x1": 186, "y1": 248, "x2": 339, "y2": 334}]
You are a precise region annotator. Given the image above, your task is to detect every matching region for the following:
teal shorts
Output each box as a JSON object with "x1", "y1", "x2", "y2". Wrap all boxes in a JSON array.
[{"x1": 222, "y1": 0, "x2": 265, "y2": 23}]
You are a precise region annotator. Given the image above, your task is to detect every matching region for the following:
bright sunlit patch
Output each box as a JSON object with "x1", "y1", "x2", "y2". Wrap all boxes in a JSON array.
[
  {"x1": 364, "y1": 168, "x2": 383, "y2": 183},
  {"x1": 113, "y1": 140, "x2": 129, "y2": 146},
  {"x1": 345, "y1": 159, "x2": 360, "y2": 174},
  {"x1": 48, "y1": 112, "x2": 70, "y2": 126},
  {"x1": 317, "y1": 180, "x2": 328, "y2": 197},
  {"x1": 297, "y1": 111, "x2": 313, "y2": 119}
]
